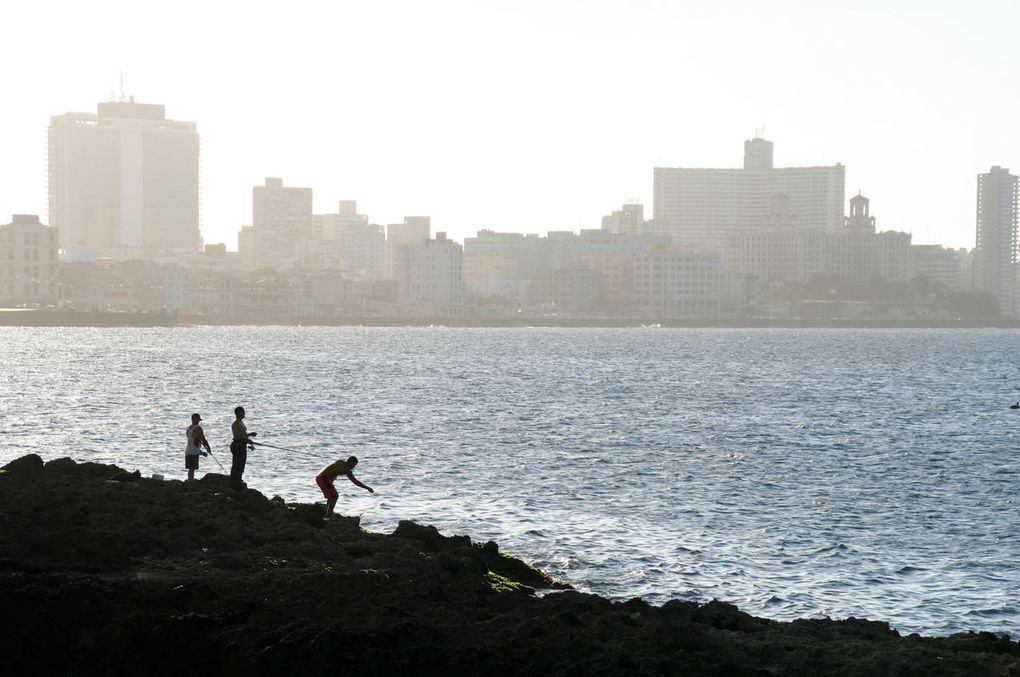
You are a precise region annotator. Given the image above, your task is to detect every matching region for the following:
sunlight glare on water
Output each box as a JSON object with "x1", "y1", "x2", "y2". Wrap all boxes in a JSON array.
[{"x1": 1, "y1": 326, "x2": 1018, "y2": 637}]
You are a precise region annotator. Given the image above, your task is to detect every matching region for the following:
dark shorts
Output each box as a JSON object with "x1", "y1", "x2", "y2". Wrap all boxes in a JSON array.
[
  {"x1": 185, "y1": 454, "x2": 199, "y2": 470},
  {"x1": 316, "y1": 475, "x2": 338, "y2": 500}
]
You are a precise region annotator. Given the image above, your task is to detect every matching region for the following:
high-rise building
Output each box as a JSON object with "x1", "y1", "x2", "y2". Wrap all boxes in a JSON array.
[
  {"x1": 974, "y1": 166, "x2": 1019, "y2": 316},
  {"x1": 48, "y1": 99, "x2": 200, "y2": 259},
  {"x1": 252, "y1": 178, "x2": 313, "y2": 270},
  {"x1": 653, "y1": 137, "x2": 845, "y2": 252}
]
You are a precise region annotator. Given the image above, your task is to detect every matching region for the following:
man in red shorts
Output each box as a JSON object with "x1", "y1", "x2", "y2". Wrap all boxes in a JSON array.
[{"x1": 315, "y1": 456, "x2": 374, "y2": 519}]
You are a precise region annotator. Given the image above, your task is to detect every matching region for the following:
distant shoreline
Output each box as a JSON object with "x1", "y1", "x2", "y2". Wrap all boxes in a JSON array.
[{"x1": 1, "y1": 309, "x2": 1019, "y2": 329}]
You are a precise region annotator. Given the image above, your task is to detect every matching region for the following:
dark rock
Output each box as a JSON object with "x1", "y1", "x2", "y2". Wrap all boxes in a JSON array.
[
  {"x1": 0, "y1": 453, "x2": 43, "y2": 475},
  {"x1": 391, "y1": 520, "x2": 452, "y2": 551},
  {"x1": 0, "y1": 453, "x2": 1016, "y2": 676}
]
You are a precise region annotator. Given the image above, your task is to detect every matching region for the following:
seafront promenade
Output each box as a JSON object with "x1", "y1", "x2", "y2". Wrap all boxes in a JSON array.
[{"x1": 2, "y1": 308, "x2": 1020, "y2": 329}]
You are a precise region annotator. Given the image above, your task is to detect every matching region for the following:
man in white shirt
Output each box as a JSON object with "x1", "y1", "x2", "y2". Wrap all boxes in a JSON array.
[{"x1": 185, "y1": 413, "x2": 210, "y2": 481}]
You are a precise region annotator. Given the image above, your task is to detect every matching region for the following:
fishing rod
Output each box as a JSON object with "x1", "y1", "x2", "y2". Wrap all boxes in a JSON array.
[
  {"x1": 206, "y1": 449, "x2": 227, "y2": 472},
  {"x1": 250, "y1": 440, "x2": 318, "y2": 457}
]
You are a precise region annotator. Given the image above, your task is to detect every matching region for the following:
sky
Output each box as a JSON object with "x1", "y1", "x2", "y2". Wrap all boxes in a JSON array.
[{"x1": 1, "y1": 0, "x2": 1018, "y2": 250}]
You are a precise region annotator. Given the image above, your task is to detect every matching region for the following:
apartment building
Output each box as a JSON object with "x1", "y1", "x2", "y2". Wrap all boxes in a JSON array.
[
  {"x1": 633, "y1": 251, "x2": 722, "y2": 319},
  {"x1": 252, "y1": 177, "x2": 312, "y2": 270},
  {"x1": 394, "y1": 232, "x2": 465, "y2": 317},
  {"x1": 0, "y1": 214, "x2": 60, "y2": 305},
  {"x1": 912, "y1": 245, "x2": 973, "y2": 291},
  {"x1": 974, "y1": 166, "x2": 1019, "y2": 315},
  {"x1": 311, "y1": 201, "x2": 384, "y2": 278}
]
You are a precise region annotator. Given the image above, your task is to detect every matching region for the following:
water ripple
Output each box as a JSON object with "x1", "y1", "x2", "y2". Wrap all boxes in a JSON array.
[{"x1": 1, "y1": 326, "x2": 1018, "y2": 637}]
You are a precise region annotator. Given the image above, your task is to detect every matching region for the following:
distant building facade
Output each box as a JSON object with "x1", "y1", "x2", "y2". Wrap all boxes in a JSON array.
[
  {"x1": 653, "y1": 137, "x2": 845, "y2": 252},
  {"x1": 394, "y1": 232, "x2": 465, "y2": 317},
  {"x1": 310, "y1": 201, "x2": 385, "y2": 278},
  {"x1": 463, "y1": 228, "x2": 672, "y2": 314},
  {"x1": 633, "y1": 251, "x2": 722, "y2": 319},
  {"x1": 911, "y1": 244, "x2": 973, "y2": 291},
  {"x1": 252, "y1": 178, "x2": 312, "y2": 270},
  {"x1": 48, "y1": 99, "x2": 200, "y2": 259},
  {"x1": 0, "y1": 214, "x2": 60, "y2": 306},
  {"x1": 974, "y1": 166, "x2": 1018, "y2": 315},
  {"x1": 237, "y1": 225, "x2": 255, "y2": 269},
  {"x1": 725, "y1": 194, "x2": 911, "y2": 283},
  {"x1": 385, "y1": 216, "x2": 431, "y2": 279},
  {"x1": 828, "y1": 194, "x2": 912, "y2": 282},
  {"x1": 601, "y1": 203, "x2": 645, "y2": 236}
]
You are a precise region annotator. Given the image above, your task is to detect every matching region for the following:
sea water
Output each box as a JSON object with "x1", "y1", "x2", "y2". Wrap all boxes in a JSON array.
[{"x1": 1, "y1": 326, "x2": 1017, "y2": 637}]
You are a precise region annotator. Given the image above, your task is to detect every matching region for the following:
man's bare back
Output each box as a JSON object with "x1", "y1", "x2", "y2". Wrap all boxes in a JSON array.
[
  {"x1": 315, "y1": 455, "x2": 374, "y2": 519},
  {"x1": 317, "y1": 459, "x2": 353, "y2": 483}
]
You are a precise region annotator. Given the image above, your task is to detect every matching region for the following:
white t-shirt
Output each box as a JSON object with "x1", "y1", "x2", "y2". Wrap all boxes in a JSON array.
[{"x1": 185, "y1": 423, "x2": 203, "y2": 455}]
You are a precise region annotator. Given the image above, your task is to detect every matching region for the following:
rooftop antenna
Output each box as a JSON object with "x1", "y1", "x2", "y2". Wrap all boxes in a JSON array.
[{"x1": 119, "y1": 72, "x2": 125, "y2": 102}]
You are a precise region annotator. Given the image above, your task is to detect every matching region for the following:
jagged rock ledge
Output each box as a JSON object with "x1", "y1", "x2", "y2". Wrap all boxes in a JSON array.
[{"x1": 0, "y1": 455, "x2": 1016, "y2": 676}]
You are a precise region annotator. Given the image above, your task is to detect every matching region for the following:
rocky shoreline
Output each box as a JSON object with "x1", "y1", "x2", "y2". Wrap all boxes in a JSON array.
[{"x1": 1, "y1": 455, "x2": 1016, "y2": 676}]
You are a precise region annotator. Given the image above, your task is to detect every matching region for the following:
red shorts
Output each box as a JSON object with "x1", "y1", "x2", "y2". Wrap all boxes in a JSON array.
[{"x1": 316, "y1": 475, "x2": 338, "y2": 500}]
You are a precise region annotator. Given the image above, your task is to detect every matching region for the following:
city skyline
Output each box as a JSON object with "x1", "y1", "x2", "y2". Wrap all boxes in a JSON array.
[{"x1": 2, "y1": 1, "x2": 1019, "y2": 251}]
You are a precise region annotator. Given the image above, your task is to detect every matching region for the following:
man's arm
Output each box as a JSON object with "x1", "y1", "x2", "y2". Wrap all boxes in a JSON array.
[
  {"x1": 196, "y1": 426, "x2": 211, "y2": 454},
  {"x1": 344, "y1": 471, "x2": 374, "y2": 493},
  {"x1": 231, "y1": 420, "x2": 255, "y2": 443}
]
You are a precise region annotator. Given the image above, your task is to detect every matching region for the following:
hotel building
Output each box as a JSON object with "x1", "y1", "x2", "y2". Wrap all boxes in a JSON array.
[
  {"x1": 724, "y1": 194, "x2": 911, "y2": 284},
  {"x1": 48, "y1": 99, "x2": 199, "y2": 259},
  {"x1": 653, "y1": 137, "x2": 845, "y2": 252}
]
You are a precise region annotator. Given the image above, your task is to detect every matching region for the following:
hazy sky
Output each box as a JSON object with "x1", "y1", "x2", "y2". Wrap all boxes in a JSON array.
[{"x1": 2, "y1": 0, "x2": 1017, "y2": 250}]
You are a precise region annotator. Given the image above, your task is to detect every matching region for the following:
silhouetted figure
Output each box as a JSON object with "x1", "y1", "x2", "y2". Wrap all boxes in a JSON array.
[
  {"x1": 229, "y1": 406, "x2": 257, "y2": 491},
  {"x1": 315, "y1": 456, "x2": 374, "y2": 519},
  {"x1": 185, "y1": 413, "x2": 211, "y2": 481},
  {"x1": 1011, "y1": 401, "x2": 1019, "y2": 409}
]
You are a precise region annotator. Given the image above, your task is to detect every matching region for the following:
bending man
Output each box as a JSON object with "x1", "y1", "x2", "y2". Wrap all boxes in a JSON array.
[{"x1": 315, "y1": 456, "x2": 374, "y2": 519}]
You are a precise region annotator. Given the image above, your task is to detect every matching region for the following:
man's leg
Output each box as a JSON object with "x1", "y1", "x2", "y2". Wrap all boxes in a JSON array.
[
  {"x1": 325, "y1": 495, "x2": 338, "y2": 518},
  {"x1": 230, "y1": 446, "x2": 247, "y2": 490}
]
